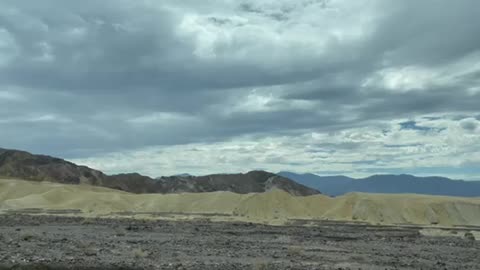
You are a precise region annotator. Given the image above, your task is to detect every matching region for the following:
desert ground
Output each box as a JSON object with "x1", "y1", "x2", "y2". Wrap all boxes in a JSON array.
[
  {"x1": 1, "y1": 179, "x2": 480, "y2": 269},
  {"x1": 0, "y1": 214, "x2": 479, "y2": 270}
]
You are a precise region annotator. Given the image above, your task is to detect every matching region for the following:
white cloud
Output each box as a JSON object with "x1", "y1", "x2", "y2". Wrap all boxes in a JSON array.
[
  {"x1": 363, "y1": 66, "x2": 437, "y2": 91},
  {"x1": 0, "y1": 114, "x2": 71, "y2": 124},
  {"x1": 71, "y1": 115, "x2": 480, "y2": 180},
  {"x1": 0, "y1": 90, "x2": 23, "y2": 101},
  {"x1": 363, "y1": 52, "x2": 480, "y2": 92},
  {"x1": 220, "y1": 88, "x2": 317, "y2": 115},
  {"x1": 127, "y1": 112, "x2": 197, "y2": 125},
  {"x1": 174, "y1": 0, "x2": 381, "y2": 66},
  {"x1": 32, "y1": 42, "x2": 55, "y2": 63}
]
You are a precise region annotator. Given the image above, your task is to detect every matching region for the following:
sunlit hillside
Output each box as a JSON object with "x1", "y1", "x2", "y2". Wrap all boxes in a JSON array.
[{"x1": 2, "y1": 178, "x2": 480, "y2": 227}]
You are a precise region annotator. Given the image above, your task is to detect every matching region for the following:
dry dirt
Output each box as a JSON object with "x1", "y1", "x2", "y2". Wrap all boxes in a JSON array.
[{"x1": 0, "y1": 214, "x2": 478, "y2": 270}]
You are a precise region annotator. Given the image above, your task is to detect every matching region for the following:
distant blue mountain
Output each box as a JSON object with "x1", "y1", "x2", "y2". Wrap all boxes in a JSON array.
[{"x1": 278, "y1": 172, "x2": 480, "y2": 197}]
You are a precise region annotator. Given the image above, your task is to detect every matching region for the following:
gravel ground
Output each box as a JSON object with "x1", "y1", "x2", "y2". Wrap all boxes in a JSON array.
[{"x1": 0, "y1": 214, "x2": 478, "y2": 270}]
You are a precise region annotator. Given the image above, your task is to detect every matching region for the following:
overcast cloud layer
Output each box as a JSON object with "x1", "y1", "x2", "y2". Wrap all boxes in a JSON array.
[{"x1": 1, "y1": 0, "x2": 479, "y2": 179}]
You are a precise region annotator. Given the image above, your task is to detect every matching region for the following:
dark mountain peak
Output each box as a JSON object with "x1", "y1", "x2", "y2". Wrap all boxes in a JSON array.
[
  {"x1": 0, "y1": 148, "x2": 106, "y2": 185},
  {"x1": 112, "y1": 172, "x2": 148, "y2": 178},
  {"x1": 0, "y1": 148, "x2": 320, "y2": 196},
  {"x1": 163, "y1": 170, "x2": 322, "y2": 196},
  {"x1": 169, "y1": 173, "x2": 194, "y2": 178},
  {"x1": 0, "y1": 148, "x2": 81, "y2": 169},
  {"x1": 199, "y1": 170, "x2": 276, "y2": 180},
  {"x1": 245, "y1": 170, "x2": 275, "y2": 177},
  {"x1": 279, "y1": 172, "x2": 355, "y2": 183}
]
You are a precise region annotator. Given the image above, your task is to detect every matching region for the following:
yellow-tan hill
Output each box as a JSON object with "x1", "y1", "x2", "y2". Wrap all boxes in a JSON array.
[{"x1": 1, "y1": 179, "x2": 480, "y2": 227}]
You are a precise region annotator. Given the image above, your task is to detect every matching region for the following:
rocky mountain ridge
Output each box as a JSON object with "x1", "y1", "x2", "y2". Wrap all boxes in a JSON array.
[{"x1": 0, "y1": 148, "x2": 320, "y2": 196}]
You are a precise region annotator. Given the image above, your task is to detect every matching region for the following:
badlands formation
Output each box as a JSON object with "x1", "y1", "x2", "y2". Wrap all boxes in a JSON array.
[{"x1": 1, "y1": 178, "x2": 480, "y2": 227}]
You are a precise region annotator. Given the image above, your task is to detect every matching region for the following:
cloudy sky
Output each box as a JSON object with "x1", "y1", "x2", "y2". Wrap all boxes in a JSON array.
[{"x1": 1, "y1": 0, "x2": 479, "y2": 179}]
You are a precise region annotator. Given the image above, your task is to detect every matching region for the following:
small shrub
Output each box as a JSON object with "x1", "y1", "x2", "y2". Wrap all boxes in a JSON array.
[
  {"x1": 20, "y1": 231, "x2": 37, "y2": 241},
  {"x1": 78, "y1": 240, "x2": 97, "y2": 256},
  {"x1": 114, "y1": 227, "x2": 126, "y2": 237},
  {"x1": 132, "y1": 248, "x2": 149, "y2": 259},
  {"x1": 275, "y1": 235, "x2": 291, "y2": 243},
  {"x1": 465, "y1": 232, "x2": 476, "y2": 241},
  {"x1": 80, "y1": 217, "x2": 94, "y2": 225},
  {"x1": 253, "y1": 260, "x2": 274, "y2": 270},
  {"x1": 287, "y1": 246, "x2": 304, "y2": 257},
  {"x1": 84, "y1": 247, "x2": 97, "y2": 256},
  {"x1": 350, "y1": 255, "x2": 367, "y2": 262}
]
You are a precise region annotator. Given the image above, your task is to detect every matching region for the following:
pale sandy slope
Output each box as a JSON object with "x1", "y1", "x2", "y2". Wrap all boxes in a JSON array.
[{"x1": 1, "y1": 179, "x2": 480, "y2": 227}]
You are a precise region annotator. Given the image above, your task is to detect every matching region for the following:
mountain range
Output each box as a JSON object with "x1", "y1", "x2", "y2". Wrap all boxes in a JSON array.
[
  {"x1": 0, "y1": 148, "x2": 320, "y2": 196},
  {"x1": 279, "y1": 172, "x2": 480, "y2": 197},
  {"x1": 2, "y1": 147, "x2": 480, "y2": 198}
]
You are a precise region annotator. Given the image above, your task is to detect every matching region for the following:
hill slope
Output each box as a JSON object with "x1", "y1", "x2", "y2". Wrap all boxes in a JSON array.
[
  {"x1": 0, "y1": 148, "x2": 320, "y2": 196},
  {"x1": 279, "y1": 172, "x2": 480, "y2": 197},
  {"x1": 1, "y1": 178, "x2": 480, "y2": 227}
]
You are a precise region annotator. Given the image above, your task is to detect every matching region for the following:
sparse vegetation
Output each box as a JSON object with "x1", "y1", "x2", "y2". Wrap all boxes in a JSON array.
[
  {"x1": 132, "y1": 248, "x2": 149, "y2": 259},
  {"x1": 464, "y1": 232, "x2": 476, "y2": 241},
  {"x1": 350, "y1": 254, "x2": 367, "y2": 262},
  {"x1": 84, "y1": 247, "x2": 97, "y2": 256},
  {"x1": 253, "y1": 260, "x2": 274, "y2": 270},
  {"x1": 78, "y1": 240, "x2": 98, "y2": 256},
  {"x1": 20, "y1": 231, "x2": 37, "y2": 241},
  {"x1": 275, "y1": 235, "x2": 292, "y2": 243},
  {"x1": 114, "y1": 226, "x2": 126, "y2": 237},
  {"x1": 287, "y1": 245, "x2": 304, "y2": 257},
  {"x1": 80, "y1": 217, "x2": 94, "y2": 225}
]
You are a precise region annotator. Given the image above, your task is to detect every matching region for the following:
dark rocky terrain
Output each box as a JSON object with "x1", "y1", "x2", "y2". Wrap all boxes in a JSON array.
[
  {"x1": 0, "y1": 148, "x2": 320, "y2": 196},
  {"x1": 0, "y1": 148, "x2": 107, "y2": 185},
  {"x1": 0, "y1": 214, "x2": 478, "y2": 270}
]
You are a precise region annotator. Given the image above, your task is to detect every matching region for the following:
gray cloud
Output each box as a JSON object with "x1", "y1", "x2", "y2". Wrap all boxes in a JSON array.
[{"x1": 1, "y1": 0, "x2": 479, "y2": 178}]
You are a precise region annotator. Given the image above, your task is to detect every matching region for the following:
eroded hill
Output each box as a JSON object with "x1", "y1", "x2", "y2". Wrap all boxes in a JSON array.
[{"x1": 1, "y1": 178, "x2": 480, "y2": 227}]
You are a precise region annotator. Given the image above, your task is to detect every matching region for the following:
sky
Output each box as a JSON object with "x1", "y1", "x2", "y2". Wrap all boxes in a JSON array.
[{"x1": 0, "y1": 0, "x2": 479, "y2": 179}]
